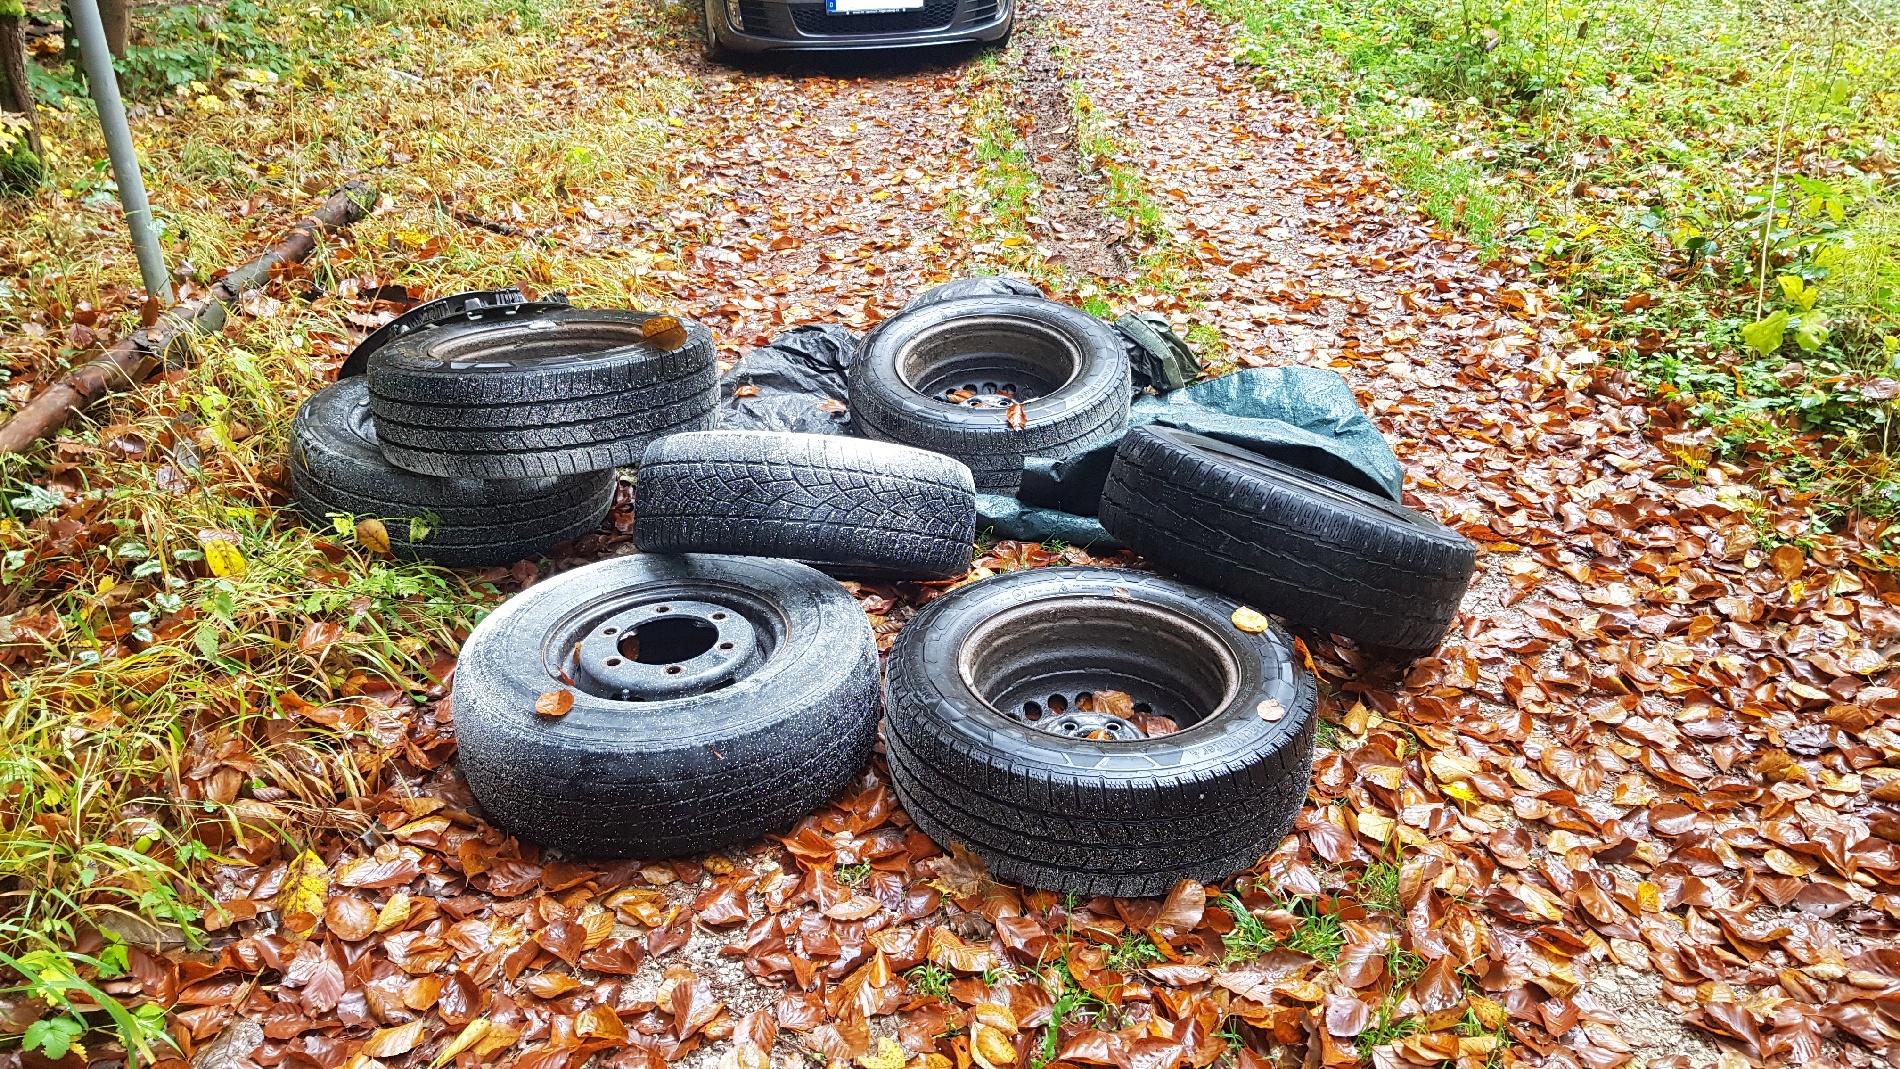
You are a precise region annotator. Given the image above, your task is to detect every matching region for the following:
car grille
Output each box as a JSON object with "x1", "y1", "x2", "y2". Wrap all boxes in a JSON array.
[
  {"x1": 736, "y1": 0, "x2": 771, "y2": 30},
  {"x1": 788, "y1": 1, "x2": 959, "y2": 34},
  {"x1": 965, "y1": 0, "x2": 999, "y2": 21}
]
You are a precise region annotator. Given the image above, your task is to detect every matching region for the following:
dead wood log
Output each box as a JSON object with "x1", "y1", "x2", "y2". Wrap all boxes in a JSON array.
[{"x1": 0, "y1": 180, "x2": 378, "y2": 455}]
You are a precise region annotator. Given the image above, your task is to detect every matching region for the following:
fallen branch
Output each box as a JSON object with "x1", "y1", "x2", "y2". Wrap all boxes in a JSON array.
[{"x1": 0, "y1": 180, "x2": 378, "y2": 456}]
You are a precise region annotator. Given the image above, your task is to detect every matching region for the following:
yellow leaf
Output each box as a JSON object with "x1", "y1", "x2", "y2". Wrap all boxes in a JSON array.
[
  {"x1": 376, "y1": 892, "x2": 412, "y2": 933},
  {"x1": 472, "y1": 1022, "x2": 521, "y2": 1058},
  {"x1": 355, "y1": 518, "x2": 392, "y2": 556},
  {"x1": 197, "y1": 530, "x2": 248, "y2": 577},
  {"x1": 1231, "y1": 607, "x2": 1269, "y2": 633},
  {"x1": 1635, "y1": 881, "x2": 1662, "y2": 913},
  {"x1": 641, "y1": 315, "x2": 690, "y2": 352},
  {"x1": 277, "y1": 849, "x2": 328, "y2": 936},
  {"x1": 970, "y1": 1024, "x2": 1017, "y2": 1069},
  {"x1": 362, "y1": 1019, "x2": 427, "y2": 1058},
  {"x1": 580, "y1": 906, "x2": 615, "y2": 949},
  {"x1": 1468, "y1": 996, "x2": 1507, "y2": 1031},
  {"x1": 432, "y1": 1020, "x2": 490, "y2": 1068},
  {"x1": 575, "y1": 1005, "x2": 627, "y2": 1042},
  {"x1": 858, "y1": 1037, "x2": 906, "y2": 1069},
  {"x1": 971, "y1": 1003, "x2": 1017, "y2": 1033}
]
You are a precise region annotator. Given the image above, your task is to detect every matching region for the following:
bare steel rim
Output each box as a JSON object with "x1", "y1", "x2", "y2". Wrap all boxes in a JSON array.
[
  {"x1": 894, "y1": 314, "x2": 1083, "y2": 409},
  {"x1": 417, "y1": 318, "x2": 656, "y2": 369},
  {"x1": 543, "y1": 581, "x2": 786, "y2": 703},
  {"x1": 955, "y1": 595, "x2": 1240, "y2": 741}
]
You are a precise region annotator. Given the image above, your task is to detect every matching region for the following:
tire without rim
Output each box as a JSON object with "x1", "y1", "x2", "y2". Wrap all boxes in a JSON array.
[
  {"x1": 1100, "y1": 427, "x2": 1476, "y2": 654},
  {"x1": 849, "y1": 296, "x2": 1129, "y2": 493},
  {"x1": 289, "y1": 377, "x2": 615, "y2": 567},
  {"x1": 634, "y1": 431, "x2": 977, "y2": 580},
  {"x1": 367, "y1": 308, "x2": 718, "y2": 479},
  {"x1": 453, "y1": 554, "x2": 880, "y2": 858},
  {"x1": 883, "y1": 567, "x2": 1317, "y2": 897}
]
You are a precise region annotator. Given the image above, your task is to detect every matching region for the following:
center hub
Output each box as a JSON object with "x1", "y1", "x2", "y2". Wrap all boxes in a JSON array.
[{"x1": 572, "y1": 600, "x2": 761, "y2": 701}]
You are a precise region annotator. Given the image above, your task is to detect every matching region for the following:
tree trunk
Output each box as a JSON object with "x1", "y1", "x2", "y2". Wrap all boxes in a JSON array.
[
  {"x1": 97, "y1": 0, "x2": 129, "y2": 57},
  {"x1": 0, "y1": 6, "x2": 43, "y2": 193}
]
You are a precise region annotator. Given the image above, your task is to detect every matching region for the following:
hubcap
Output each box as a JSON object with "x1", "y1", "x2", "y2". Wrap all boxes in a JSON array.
[
  {"x1": 572, "y1": 599, "x2": 761, "y2": 700},
  {"x1": 1036, "y1": 709, "x2": 1145, "y2": 740}
]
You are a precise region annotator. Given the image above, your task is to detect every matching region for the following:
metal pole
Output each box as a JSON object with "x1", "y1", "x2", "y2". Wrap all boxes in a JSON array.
[{"x1": 68, "y1": 0, "x2": 171, "y2": 305}]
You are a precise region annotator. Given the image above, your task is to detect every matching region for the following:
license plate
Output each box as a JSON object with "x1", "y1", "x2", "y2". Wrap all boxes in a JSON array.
[{"x1": 826, "y1": 0, "x2": 924, "y2": 11}]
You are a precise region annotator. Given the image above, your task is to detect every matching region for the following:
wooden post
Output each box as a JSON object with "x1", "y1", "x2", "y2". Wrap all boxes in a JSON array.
[{"x1": 97, "y1": 0, "x2": 127, "y2": 56}]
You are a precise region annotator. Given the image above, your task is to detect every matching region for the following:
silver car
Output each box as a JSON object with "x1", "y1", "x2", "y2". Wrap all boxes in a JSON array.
[{"x1": 701, "y1": 0, "x2": 1015, "y2": 55}]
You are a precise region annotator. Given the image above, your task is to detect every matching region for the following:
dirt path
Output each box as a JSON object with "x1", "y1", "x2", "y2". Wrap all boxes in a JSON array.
[{"x1": 667, "y1": 55, "x2": 980, "y2": 356}]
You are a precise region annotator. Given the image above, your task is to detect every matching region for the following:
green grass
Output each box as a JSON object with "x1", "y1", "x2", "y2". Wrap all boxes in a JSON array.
[
  {"x1": 1199, "y1": 0, "x2": 1900, "y2": 520},
  {"x1": 1220, "y1": 892, "x2": 1344, "y2": 965},
  {"x1": 0, "y1": 325, "x2": 499, "y2": 1061},
  {"x1": 0, "y1": 0, "x2": 696, "y2": 1058},
  {"x1": 1355, "y1": 861, "x2": 1402, "y2": 914},
  {"x1": 1356, "y1": 947, "x2": 1426, "y2": 1050},
  {"x1": 905, "y1": 962, "x2": 954, "y2": 1001},
  {"x1": 1105, "y1": 930, "x2": 1164, "y2": 972},
  {"x1": 1066, "y1": 78, "x2": 1196, "y2": 294},
  {"x1": 836, "y1": 861, "x2": 873, "y2": 885}
]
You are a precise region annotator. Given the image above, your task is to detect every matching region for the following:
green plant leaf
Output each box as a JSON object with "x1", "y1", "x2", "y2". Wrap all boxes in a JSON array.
[
  {"x1": 1792, "y1": 315, "x2": 1829, "y2": 352},
  {"x1": 1742, "y1": 310, "x2": 1788, "y2": 357},
  {"x1": 23, "y1": 1016, "x2": 82, "y2": 1059}
]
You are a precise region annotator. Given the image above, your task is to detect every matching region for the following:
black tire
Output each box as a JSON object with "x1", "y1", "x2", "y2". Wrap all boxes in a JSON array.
[
  {"x1": 453, "y1": 554, "x2": 880, "y2": 858},
  {"x1": 366, "y1": 308, "x2": 718, "y2": 479},
  {"x1": 883, "y1": 567, "x2": 1317, "y2": 897},
  {"x1": 288, "y1": 377, "x2": 615, "y2": 568},
  {"x1": 1099, "y1": 427, "x2": 1476, "y2": 654},
  {"x1": 849, "y1": 296, "x2": 1129, "y2": 493},
  {"x1": 701, "y1": 0, "x2": 729, "y2": 61},
  {"x1": 633, "y1": 431, "x2": 977, "y2": 580}
]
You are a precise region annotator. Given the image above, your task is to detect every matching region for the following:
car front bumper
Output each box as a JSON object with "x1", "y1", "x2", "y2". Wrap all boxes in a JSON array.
[{"x1": 709, "y1": 0, "x2": 1014, "y2": 53}]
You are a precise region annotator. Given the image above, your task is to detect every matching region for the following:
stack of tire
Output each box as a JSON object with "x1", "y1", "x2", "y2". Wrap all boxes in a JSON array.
[
  {"x1": 288, "y1": 290, "x2": 721, "y2": 567},
  {"x1": 355, "y1": 283, "x2": 1472, "y2": 900}
]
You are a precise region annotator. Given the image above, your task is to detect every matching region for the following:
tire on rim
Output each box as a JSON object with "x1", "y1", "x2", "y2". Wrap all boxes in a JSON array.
[
  {"x1": 883, "y1": 567, "x2": 1317, "y2": 896},
  {"x1": 367, "y1": 309, "x2": 718, "y2": 479},
  {"x1": 453, "y1": 554, "x2": 880, "y2": 858},
  {"x1": 633, "y1": 431, "x2": 977, "y2": 580},
  {"x1": 849, "y1": 296, "x2": 1129, "y2": 493},
  {"x1": 1100, "y1": 427, "x2": 1476, "y2": 654},
  {"x1": 289, "y1": 377, "x2": 615, "y2": 567}
]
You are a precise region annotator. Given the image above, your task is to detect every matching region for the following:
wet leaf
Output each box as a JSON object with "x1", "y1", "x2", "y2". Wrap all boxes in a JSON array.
[
  {"x1": 642, "y1": 315, "x2": 691, "y2": 351},
  {"x1": 354, "y1": 518, "x2": 392, "y2": 557},
  {"x1": 1231, "y1": 607, "x2": 1270, "y2": 633},
  {"x1": 362, "y1": 1020, "x2": 428, "y2": 1058},
  {"x1": 858, "y1": 1037, "x2": 907, "y2": 1069},
  {"x1": 197, "y1": 529, "x2": 248, "y2": 577},
  {"x1": 277, "y1": 849, "x2": 328, "y2": 936},
  {"x1": 433, "y1": 1019, "x2": 491, "y2": 1067},
  {"x1": 324, "y1": 895, "x2": 376, "y2": 941},
  {"x1": 536, "y1": 689, "x2": 574, "y2": 717}
]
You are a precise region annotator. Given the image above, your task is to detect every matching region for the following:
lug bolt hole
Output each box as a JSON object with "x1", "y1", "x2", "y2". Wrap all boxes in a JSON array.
[
  {"x1": 602, "y1": 627, "x2": 617, "y2": 635},
  {"x1": 665, "y1": 665, "x2": 683, "y2": 675},
  {"x1": 711, "y1": 612, "x2": 728, "y2": 621},
  {"x1": 719, "y1": 641, "x2": 735, "y2": 650},
  {"x1": 606, "y1": 657, "x2": 622, "y2": 667},
  {"x1": 654, "y1": 605, "x2": 671, "y2": 613}
]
